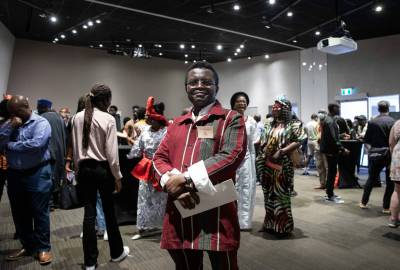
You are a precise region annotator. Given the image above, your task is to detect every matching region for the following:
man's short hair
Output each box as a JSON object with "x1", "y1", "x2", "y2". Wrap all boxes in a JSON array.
[
  {"x1": 185, "y1": 61, "x2": 219, "y2": 86},
  {"x1": 378, "y1": 100, "x2": 390, "y2": 113},
  {"x1": 311, "y1": 113, "x2": 318, "y2": 120},
  {"x1": 109, "y1": 105, "x2": 118, "y2": 111},
  {"x1": 328, "y1": 103, "x2": 340, "y2": 113}
]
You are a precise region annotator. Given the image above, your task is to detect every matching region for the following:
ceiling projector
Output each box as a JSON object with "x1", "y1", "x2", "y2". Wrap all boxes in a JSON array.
[
  {"x1": 317, "y1": 20, "x2": 358, "y2": 55},
  {"x1": 317, "y1": 36, "x2": 358, "y2": 55}
]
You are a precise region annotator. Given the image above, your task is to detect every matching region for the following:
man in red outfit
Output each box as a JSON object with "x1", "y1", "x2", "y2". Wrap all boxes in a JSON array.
[{"x1": 153, "y1": 61, "x2": 246, "y2": 270}]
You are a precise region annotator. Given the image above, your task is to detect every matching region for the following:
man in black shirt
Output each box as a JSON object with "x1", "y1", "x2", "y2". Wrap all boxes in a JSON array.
[
  {"x1": 360, "y1": 101, "x2": 395, "y2": 212},
  {"x1": 320, "y1": 103, "x2": 349, "y2": 203}
]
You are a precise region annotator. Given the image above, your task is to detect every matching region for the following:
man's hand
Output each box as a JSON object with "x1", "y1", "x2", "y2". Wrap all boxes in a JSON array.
[
  {"x1": 114, "y1": 178, "x2": 122, "y2": 193},
  {"x1": 177, "y1": 191, "x2": 200, "y2": 209},
  {"x1": 10, "y1": 117, "x2": 22, "y2": 128},
  {"x1": 165, "y1": 174, "x2": 186, "y2": 198}
]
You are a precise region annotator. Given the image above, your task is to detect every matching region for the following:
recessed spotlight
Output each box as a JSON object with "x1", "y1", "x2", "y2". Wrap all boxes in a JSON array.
[
  {"x1": 126, "y1": 38, "x2": 131, "y2": 42},
  {"x1": 87, "y1": 21, "x2": 94, "y2": 27},
  {"x1": 138, "y1": 44, "x2": 143, "y2": 48},
  {"x1": 193, "y1": 60, "x2": 197, "y2": 63},
  {"x1": 116, "y1": 44, "x2": 120, "y2": 48},
  {"x1": 185, "y1": 60, "x2": 188, "y2": 64},
  {"x1": 233, "y1": 4, "x2": 240, "y2": 11},
  {"x1": 302, "y1": 62, "x2": 307, "y2": 66},
  {"x1": 287, "y1": 11, "x2": 293, "y2": 17},
  {"x1": 375, "y1": 5, "x2": 383, "y2": 13},
  {"x1": 227, "y1": 58, "x2": 232, "y2": 62},
  {"x1": 184, "y1": 54, "x2": 188, "y2": 58},
  {"x1": 72, "y1": 29, "x2": 77, "y2": 34},
  {"x1": 234, "y1": 52, "x2": 238, "y2": 56},
  {"x1": 54, "y1": 38, "x2": 59, "y2": 42},
  {"x1": 191, "y1": 45, "x2": 196, "y2": 49},
  {"x1": 268, "y1": 0, "x2": 276, "y2": 5},
  {"x1": 60, "y1": 34, "x2": 66, "y2": 39},
  {"x1": 99, "y1": 44, "x2": 103, "y2": 47},
  {"x1": 52, "y1": 40, "x2": 56, "y2": 43},
  {"x1": 180, "y1": 44, "x2": 185, "y2": 49},
  {"x1": 217, "y1": 44, "x2": 223, "y2": 50},
  {"x1": 292, "y1": 39, "x2": 298, "y2": 43},
  {"x1": 83, "y1": 25, "x2": 88, "y2": 29},
  {"x1": 95, "y1": 19, "x2": 101, "y2": 24},
  {"x1": 265, "y1": 54, "x2": 270, "y2": 59},
  {"x1": 240, "y1": 44, "x2": 244, "y2": 48},
  {"x1": 236, "y1": 48, "x2": 241, "y2": 53},
  {"x1": 247, "y1": 56, "x2": 252, "y2": 60},
  {"x1": 50, "y1": 16, "x2": 57, "y2": 23},
  {"x1": 265, "y1": 25, "x2": 271, "y2": 29},
  {"x1": 159, "y1": 52, "x2": 163, "y2": 56},
  {"x1": 315, "y1": 31, "x2": 321, "y2": 36},
  {"x1": 89, "y1": 45, "x2": 94, "y2": 48}
]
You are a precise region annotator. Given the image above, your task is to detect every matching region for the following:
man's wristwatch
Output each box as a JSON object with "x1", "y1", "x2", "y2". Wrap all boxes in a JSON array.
[{"x1": 184, "y1": 172, "x2": 193, "y2": 185}]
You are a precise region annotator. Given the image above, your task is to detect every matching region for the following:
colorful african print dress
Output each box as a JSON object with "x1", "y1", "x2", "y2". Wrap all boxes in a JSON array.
[{"x1": 256, "y1": 120, "x2": 306, "y2": 234}]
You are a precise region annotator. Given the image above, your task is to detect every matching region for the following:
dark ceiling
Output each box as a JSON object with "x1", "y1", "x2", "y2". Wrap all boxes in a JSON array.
[{"x1": 1, "y1": 0, "x2": 399, "y2": 63}]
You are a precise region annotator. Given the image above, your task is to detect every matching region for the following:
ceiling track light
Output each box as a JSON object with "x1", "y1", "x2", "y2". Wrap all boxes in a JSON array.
[
  {"x1": 87, "y1": 21, "x2": 94, "y2": 27},
  {"x1": 227, "y1": 58, "x2": 232, "y2": 62},
  {"x1": 233, "y1": 3, "x2": 240, "y2": 11},
  {"x1": 217, "y1": 44, "x2": 223, "y2": 50},
  {"x1": 268, "y1": 0, "x2": 276, "y2": 5},
  {"x1": 265, "y1": 54, "x2": 270, "y2": 59},
  {"x1": 287, "y1": 11, "x2": 293, "y2": 17},
  {"x1": 315, "y1": 31, "x2": 321, "y2": 36},
  {"x1": 374, "y1": 5, "x2": 383, "y2": 13},
  {"x1": 180, "y1": 44, "x2": 185, "y2": 49},
  {"x1": 72, "y1": 29, "x2": 77, "y2": 34},
  {"x1": 95, "y1": 19, "x2": 102, "y2": 24},
  {"x1": 83, "y1": 25, "x2": 88, "y2": 29},
  {"x1": 50, "y1": 16, "x2": 58, "y2": 23},
  {"x1": 191, "y1": 45, "x2": 196, "y2": 49}
]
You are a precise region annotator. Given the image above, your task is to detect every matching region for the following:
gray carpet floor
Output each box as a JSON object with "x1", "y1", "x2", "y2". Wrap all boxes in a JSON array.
[{"x1": 1, "y1": 171, "x2": 399, "y2": 270}]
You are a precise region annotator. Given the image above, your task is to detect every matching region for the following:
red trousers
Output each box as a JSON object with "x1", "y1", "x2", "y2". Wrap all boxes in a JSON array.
[{"x1": 168, "y1": 249, "x2": 238, "y2": 270}]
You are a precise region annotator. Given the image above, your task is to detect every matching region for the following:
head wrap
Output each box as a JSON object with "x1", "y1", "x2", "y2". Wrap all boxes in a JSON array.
[
  {"x1": 37, "y1": 99, "x2": 52, "y2": 108},
  {"x1": 273, "y1": 95, "x2": 292, "y2": 123},
  {"x1": 146, "y1": 96, "x2": 168, "y2": 126}
]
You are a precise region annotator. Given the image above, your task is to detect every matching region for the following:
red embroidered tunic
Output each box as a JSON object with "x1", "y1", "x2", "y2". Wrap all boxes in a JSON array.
[{"x1": 153, "y1": 101, "x2": 246, "y2": 251}]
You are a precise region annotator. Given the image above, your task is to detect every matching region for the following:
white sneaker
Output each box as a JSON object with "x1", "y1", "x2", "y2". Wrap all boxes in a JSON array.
[
  {"x1": 103, "y1": 231, "x2": 108, "y2": 241},
  {"x1": 325, "y1": 196, "x2": 344, "y2": 204},
  {"x1": 85, "y1": 265, "x2": 96, "y2": 270},
  {"x1": 111, "y1": 246, "x2": 130, "y2": 262}
]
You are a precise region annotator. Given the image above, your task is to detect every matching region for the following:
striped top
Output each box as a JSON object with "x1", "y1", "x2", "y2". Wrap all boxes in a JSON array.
[{"x1": 153, "y1": 100, "x2": 246, "y2": 251}]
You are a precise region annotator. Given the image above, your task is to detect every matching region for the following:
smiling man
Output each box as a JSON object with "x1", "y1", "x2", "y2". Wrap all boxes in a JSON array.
[{"x1": 153, "y1": 61, "x2": 247, "y2": 270}]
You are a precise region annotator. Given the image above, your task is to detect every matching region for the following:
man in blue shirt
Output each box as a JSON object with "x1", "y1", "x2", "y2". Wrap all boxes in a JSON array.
[{"x1": 0, "y1": 95, "x2": 53, "y2": 265}]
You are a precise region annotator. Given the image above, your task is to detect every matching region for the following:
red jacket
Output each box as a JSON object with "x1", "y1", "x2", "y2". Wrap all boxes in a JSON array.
[{"x1": 153, "y1": 100, "x2": 246, "y2": 251}]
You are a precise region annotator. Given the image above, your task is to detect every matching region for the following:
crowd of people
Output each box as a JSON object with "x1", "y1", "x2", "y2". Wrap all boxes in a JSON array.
[{"x1": 0, "y1": 61, "x2": 399, "y2": 269}]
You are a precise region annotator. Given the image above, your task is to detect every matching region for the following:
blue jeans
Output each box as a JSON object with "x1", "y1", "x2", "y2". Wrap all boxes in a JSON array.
[
  {"x1": 96, "y1": 192, "x2": 106, "y2": 231},
  {"x1": 7, "y1": 163, "x2": 52, "y2": 253}
]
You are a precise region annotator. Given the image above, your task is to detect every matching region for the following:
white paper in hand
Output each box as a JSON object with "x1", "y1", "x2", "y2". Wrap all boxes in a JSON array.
[{"x1": 174, "y1": 179, "x2": 237, "y2": 218}]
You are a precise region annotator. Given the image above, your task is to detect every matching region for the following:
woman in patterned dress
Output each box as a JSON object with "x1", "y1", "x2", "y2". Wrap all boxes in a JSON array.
[
  {"x1": 127, "y1": 97, "x2": 168, "y2": 239},
  {"x1": 256, "y1": 96, "x2": 306, "y2": 236},
  {"x1": 389, "y1": 120, "x2": 400, "y2": 228},
  {"x1": 230, "y1": 92, "x2": 259, "y2": 230}
]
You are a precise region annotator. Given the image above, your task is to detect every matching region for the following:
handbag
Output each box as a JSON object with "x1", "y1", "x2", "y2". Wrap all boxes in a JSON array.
[
  {"x1": 368, "y1": 147, "x2": 389, "y2": 161},
  {"x1": 59, "y1": 172, "x2": 84, "y2": 210},
  {"x1": 290, "y1": 147, "x2": 304, "y2": 168}
]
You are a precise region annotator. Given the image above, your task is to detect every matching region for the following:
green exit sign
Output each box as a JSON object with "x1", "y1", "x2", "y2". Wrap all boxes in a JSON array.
[{"x1": 341, "y1": 88, "x2": 354, "y2": 96}]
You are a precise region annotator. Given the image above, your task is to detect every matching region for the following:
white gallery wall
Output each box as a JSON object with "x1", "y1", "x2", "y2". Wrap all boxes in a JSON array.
[
  {"x1": 6, "y1": 33, "x2": 400, "y2": 121},
  {"x1": 215, "y1": 50, "x2": 300, "y2": 119},
  {"x1": 327, "y1": 34, "x2": 400, "y2": 102},
  {"x1": 300, "y1": 48, "x2": 328, "y2": 121},
  {"x1": 8, "y1": 39, "x2": 188, "y2": 118},
  {"x1": 0, "y1": 21, "x2": 15, "y2": 96}
]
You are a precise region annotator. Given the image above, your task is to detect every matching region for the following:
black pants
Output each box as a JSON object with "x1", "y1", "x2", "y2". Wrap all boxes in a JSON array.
[
  {"x1": 78, "y1": 159, "x2": 123, "y2": 267},
  {"x1": 168, "y1": 249, "x2": 238, "y2": 270},
  {"x1": 361, "y1": 157, "x2": 394, "y2": 209},
  {"x1": 326, "y1": 155, "x2": 339, "y2": 198}
]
